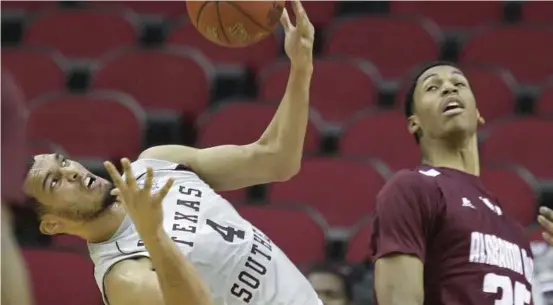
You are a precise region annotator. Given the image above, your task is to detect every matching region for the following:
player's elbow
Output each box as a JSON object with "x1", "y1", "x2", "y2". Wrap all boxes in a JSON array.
[{"x1": 253, "y1": 143, "x2": 301, "y2": 182}]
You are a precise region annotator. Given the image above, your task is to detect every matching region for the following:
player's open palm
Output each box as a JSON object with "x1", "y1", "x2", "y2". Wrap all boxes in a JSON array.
[
  {"x1": 281, "y1": 0, "x2": 314, "y2": 70},
  {"x1": 104, "y1": 158, "x2": 174, "y2": 238}
]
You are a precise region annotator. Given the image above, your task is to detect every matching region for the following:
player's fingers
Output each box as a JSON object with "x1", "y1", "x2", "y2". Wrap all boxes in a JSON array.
[
  {"x1": 540, "y1": 206, "x2": 553, "y2": 220},
  {"x1": 538, "y1": 214, "x2": 553, "y2": 232},
  {"x1": 104, "y1": 161, "x2": 126, "y2": 190},
  {"x1": 121, "y1": 158, "x2": 137, "y2": 189},
  {"x1": 543, "y1": 232, "x2": 553, "y2": 245},
  {"x1": 292, "y1": 0, "x2": 311, "y2": 31},
  {"x1": 110, "y1": 188, "x2": 120, "y2": 196},
  {"x1": 290, "y1": 0, "x2": 305, "y2": 18},
  {"x1": 144, "y1": 167, "x2": 153, "y2": 192},
  {"x1": 280, "y1": 8, "x2": 293, "y2": 32},
  {"x1": 156, "y1": 178, "x2": 174, "y2": 201}
]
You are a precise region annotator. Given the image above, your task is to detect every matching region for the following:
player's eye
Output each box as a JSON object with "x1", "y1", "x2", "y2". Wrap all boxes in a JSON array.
[
  {"x1": 426, "y1": 85, "x2": 438, "y2": 92},
  {"x1": 455, "y1": 82, "x2": 466, "y2": 87},
  {"x1": 61, "y1": 158, "x2": 69, "y2": 167},
  {"x1": 50, "y1": 178, "x2": 59, "y2": 189}
]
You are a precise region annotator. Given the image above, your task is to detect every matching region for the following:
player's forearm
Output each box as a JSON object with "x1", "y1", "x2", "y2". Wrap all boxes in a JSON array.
[
  {"x1": 141, "y1": 229, "x2": 212, "y2": 305},
  {"x1": 256, "y1": 65, "x2": 313, "y2": 176}
]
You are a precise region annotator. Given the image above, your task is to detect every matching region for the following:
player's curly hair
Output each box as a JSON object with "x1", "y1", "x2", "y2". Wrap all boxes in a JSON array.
[{"x1": 403, "y1": 60, "x2": 459, "y2": 144}]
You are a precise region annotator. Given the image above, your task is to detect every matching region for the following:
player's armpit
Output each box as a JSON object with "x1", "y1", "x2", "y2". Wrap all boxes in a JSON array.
[
  {"x1": 104, "y1": 259, "x2": 165, "y2": 305},
  {"x1": 139, "y1": 143, "x2": 299, "y2": 191},
  {"x1": 374, "y1": 254, "x2": 424, "y2": 305}
]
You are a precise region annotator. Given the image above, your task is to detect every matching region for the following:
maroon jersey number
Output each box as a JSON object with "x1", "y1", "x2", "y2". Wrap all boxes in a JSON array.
[{"x1": 483, "y1": 273, "x2": 531, "y2": 305}]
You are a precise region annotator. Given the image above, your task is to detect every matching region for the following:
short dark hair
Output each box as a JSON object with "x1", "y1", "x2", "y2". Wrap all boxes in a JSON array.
[
  {"x1": 403, "y1": 60, "x2": 458, "y2": 143},
  {"x1": 306, "y1": 262, "x2": 353, "y2": 301},
  {"x1": 25, "y1": 158, "x2": 49, "y2": 218}
]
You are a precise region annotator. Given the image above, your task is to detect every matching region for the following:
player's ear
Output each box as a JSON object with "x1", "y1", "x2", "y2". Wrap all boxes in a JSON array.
[
  {"x1": 39, "y1": 216, "x2": 63, "y2": 235},
  {"x1": 407, "y1": 115, "x2": 420, "y2": 137},
  {"x1": 476, "y1": 109, "x2": 485, "y2": 125}
]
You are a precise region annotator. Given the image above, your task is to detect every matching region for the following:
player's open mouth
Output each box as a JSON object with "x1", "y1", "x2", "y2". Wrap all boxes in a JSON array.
[
  {"x1": 84, "y1": 175, "x2": 98, "y2": 190},
  {"x1": 441, "y1": 97, "x2": 465, "y2": 116}
]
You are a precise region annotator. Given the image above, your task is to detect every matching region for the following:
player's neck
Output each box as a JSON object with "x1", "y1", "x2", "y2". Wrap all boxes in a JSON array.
[
  {"x1": 72, "y1": 204, "x2": 127, "y2": 243},
  {"x1": 422, "y1": 135, "x2": 480, "y2": 176}
]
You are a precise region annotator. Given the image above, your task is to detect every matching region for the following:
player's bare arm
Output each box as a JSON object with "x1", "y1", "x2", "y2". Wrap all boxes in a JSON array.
[
  {"x1": 374, "y1": 255, "x2": 424, "y2": 305},
  {"x1": 538, "y1": 206, "x2": 553, "y2": 245},
  {"x1": 139, "y1": 0, "x2": 315, "y2": 192},
  {"x1": 104, "y1": 159, "x2": 212, "y2": 305}
]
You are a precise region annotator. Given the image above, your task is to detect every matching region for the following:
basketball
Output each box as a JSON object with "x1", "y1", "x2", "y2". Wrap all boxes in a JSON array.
[{"x1": 186, "y1": 1, "x2": 285, "y2": 48}]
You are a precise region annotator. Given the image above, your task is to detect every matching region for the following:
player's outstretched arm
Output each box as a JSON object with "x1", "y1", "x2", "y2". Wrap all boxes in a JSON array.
[
  {"x1": 139, "y1": 0, "x2": 314, "y2": 192},
  {"x1": 538, "y1": 206, "x2": 553, "y2": 245},
  {"x1": 104, "y1": 160, "x2": 212, "y2": 305}
]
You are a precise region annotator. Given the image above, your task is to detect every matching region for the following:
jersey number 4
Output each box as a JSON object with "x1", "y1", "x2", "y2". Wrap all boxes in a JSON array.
[
  {"x1": 206, "y1": 219, "x2": 245, "y2": 243},
  {"x1": 483, "y1": 273, "x2": 531, "y2": 305}
]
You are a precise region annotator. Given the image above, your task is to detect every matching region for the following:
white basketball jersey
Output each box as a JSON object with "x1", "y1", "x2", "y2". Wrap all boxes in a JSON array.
[{"x1": 88, "y1": 158, "x2": 319, "y2": 305}]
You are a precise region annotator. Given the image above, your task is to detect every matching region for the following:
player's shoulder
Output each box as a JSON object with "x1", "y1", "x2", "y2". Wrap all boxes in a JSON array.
[{"x1": 381, "y1": 167, "x2": 442, "y2": 194}]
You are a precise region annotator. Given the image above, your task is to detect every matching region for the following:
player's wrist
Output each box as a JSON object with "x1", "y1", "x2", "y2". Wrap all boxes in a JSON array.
[
  {"x1": 136, "y1": 224, "x2": 166, "y2": 244},
  {"x1": 290, "y1": 63, "x2": 313, "y2": 75}
]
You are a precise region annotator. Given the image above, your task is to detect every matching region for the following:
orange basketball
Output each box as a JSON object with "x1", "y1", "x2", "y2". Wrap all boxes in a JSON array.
[{"x1": 186, "y1": 1, "x2": 285, "y2": 48}]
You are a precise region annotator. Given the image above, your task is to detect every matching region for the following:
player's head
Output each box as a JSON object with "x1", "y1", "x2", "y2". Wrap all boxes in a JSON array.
[
  {"x1": 404, "y1": 61, "x2": 484, "y2": 146},
  {"x1": 24, "y1": 153, "x2": 115, "y2": 235},
  {"x1": 307, "y1": 263, "x2": 353, "y2": 305}
]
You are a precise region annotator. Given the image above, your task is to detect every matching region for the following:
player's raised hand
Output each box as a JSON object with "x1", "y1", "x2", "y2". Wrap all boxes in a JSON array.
[
  {"x1": 538, "y1": 206, "x2": 553, "y2": 245},
  {"x1": 104, "y1": 158, "x2": 174, "y2": 238},
  {"x1": 281, "y1": 0, "x2": 314, "y2": 71}
]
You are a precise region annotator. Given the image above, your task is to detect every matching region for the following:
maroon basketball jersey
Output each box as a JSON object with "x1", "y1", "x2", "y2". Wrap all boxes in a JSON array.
[{"x1": 371, "y1": 166, "x2": 534, "y2": 305}]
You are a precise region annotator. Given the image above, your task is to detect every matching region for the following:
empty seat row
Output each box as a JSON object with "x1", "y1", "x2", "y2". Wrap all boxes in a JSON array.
[
  {"x1": 25, "y1": 90, "x2": 553, "y2": 179},
  {"x1": 4, "y1": 7, "x2": 553, "y2": 82},
  {"x1": 4, "y1": 1, "x2": 552, "y2": 29},
  {"x1": 4, "y1": 48, "x2": 553, "y2": 126}
]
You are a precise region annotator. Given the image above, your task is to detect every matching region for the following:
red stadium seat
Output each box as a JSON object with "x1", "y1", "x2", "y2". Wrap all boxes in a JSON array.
[
  {"x1": 259, "y1": 58, "x2": 380, "y2": 123},
  {"x1": 197, "y1": 102, "x2": 320, "y2": 153},
  {"x1": 324, "y1": 16, "x2": 442, "y2": 80},
  {"x1": 480, "y1": 165, "x2": 539, "y2": 227},
  {"x1": 27, "y1": 139, "x2": 68, "y2": 156},
  {"x1": 1, "y1": 1, "x2": 57, "y2": 12},
  {"x1": 167, "y1": 21, "x2": 281, "y2": 73},
  {"x1": 521, "y1": 2, "x2": 553, "y2": 24},
  {"x1": 460, "y1": 25, "x2": 553, "y2": 83},
  {"x1": 285, "y1": 1, "x2": 336, "y2": 28},
  {"x1": 1, "y1": 48, "x2": 66, "y2": 102},
  {"x1": 481, "y1": 117, "x2": 553, "y2": 179},
  {"x1": 24, "y1": 10, "x2": 137, "y2": 59},
  {"x1": 390, "y1": 1, "x2": 503, "y2": 29},
  {"x1": 52, "y1": 235, "x2": 88, "y2": 252},
  {"x1": 22, "y1": 248, "x2": 102, "y2": 305},
  {"x1": 27, "y1": 91, "x2": 145, "y2": 159},
  {"x1": 90, "y1": 1, "x2": 187, "y2": 18},
  {"x1": 269, "y1": 157, "x2": 389, "y2": 227},
  {"x1": 536, "y1": 80, "x2": 553, "y2": 117},
  {"x1": 341, "y1": 111, "x2": 421, "y2": 171},
  {"x1": 461, "y1": 64, "x2": 518, "y2": 122},
  {"x1": 236, "y1": 205, "x2": 326, "y2": 263},
  {"x1": 346, "y1": 221, "x2": 373, "y2": 262},
  {"x1": 92, "y1": 47, "x2": 214, "y2": 119}
]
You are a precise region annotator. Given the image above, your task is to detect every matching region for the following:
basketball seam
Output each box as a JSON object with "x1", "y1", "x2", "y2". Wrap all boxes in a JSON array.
[
  {"x1": 195, "y1": 1, "x2": 212, "y2": 27},
  {"x1": 216, "y1": 2, "x2": 231, "y2": 44},
  {"x1": 226, "y1": 1, "x2": 273, "y2": 32}
]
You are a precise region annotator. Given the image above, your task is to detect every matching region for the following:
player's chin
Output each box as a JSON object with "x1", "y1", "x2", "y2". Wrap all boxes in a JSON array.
[{"x1": 441, "y1": 119, "x2": 475, "y2": 138}]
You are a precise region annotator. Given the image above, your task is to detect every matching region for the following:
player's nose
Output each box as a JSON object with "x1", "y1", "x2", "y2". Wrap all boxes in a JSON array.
[
  {"x1": 441, "y1": 81, "x2": 458, "y2": 96},
  {"x1": 61, "y1": 168, "x2": 80, "y2": 182}
]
